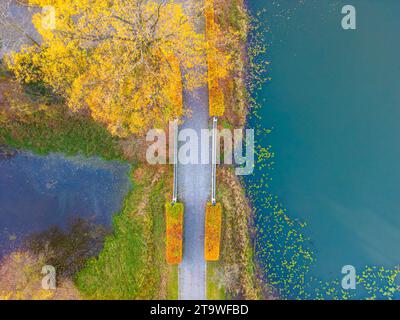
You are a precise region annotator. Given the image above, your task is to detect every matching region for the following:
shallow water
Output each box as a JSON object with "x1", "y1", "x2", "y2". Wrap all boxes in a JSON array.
[
  {"x1": 0, "y1": 149, "x2": 131, "y2": 257},
  {"x1": 248, "y1": 0, "x2": 400, "y2": 298}
]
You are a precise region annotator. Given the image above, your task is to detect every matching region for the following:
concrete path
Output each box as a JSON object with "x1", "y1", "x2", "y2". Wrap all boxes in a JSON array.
[
  {"x1": 178, "y1": 83, "x2": 210, "y2": 300},
  {"x1": 177, "y1": 0, "x2": 210, "y2": 301}
]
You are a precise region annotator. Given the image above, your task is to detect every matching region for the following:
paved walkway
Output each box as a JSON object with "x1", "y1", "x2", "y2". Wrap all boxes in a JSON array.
[
  {"x1": 178, "y1": 83, "x2": 210, "y2": 300},
  {"x1": 177, "y1": 0, "x2": 210, "y2": 301}
]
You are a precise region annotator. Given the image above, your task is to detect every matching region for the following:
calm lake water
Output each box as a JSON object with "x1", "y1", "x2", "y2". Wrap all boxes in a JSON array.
[
  {"x1": 0, "y1": 149, "x2": 131, "y2": 257},
  {"x1": 247, "y1": 0, "x2": 400, "y2": 298}
]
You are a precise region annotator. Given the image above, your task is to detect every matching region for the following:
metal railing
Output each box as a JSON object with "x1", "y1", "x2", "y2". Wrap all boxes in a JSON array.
[
  {"x1": 211, "y1": 116, "x2": 218, "y2": 205},
  {"x1": 172, "y1": 119, "x2": 178, "y2": 204}
]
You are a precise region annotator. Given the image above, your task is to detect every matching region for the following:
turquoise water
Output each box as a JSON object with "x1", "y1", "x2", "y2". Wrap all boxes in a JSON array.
[
  {"x1": 247, "y1": 0, "x2": 400, "y2": 299},
  {"x1": 0, "y1": 149, "x2": 131, "y2": 257}
]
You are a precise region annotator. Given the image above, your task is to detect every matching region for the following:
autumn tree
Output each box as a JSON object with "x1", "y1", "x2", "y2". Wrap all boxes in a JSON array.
[{"x1": 6, "y1": 0, "x2": 204, "y2": 137}]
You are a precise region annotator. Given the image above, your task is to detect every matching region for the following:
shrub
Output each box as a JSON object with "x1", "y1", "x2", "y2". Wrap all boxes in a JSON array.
[
  {"x1": 205, "y1": 202, "x2": 222, "y2": 261},
  {"x1": 208, "y1": 84, "x2": 225, "y2": 116},
  {"x1": 165, "y1": 202, "x2": 184, "y2": 264},
  {"x1": 206, "y1": 0, "x2": 227, "y2": 117}
]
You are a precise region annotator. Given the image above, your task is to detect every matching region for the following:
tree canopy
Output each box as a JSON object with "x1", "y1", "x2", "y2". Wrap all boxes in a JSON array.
[{"x1": 7, "y1": 0, "x2": 204, "y2": 137}]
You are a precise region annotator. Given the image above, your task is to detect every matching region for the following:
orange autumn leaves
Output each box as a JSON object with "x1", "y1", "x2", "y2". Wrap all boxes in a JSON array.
[
  {"x1": 205, "y1": 202, "x2": 222, "y2": 261},
  {"x1": 166, "y1": 201, "x2": 222, "y2": 264},
  {"x1": 205, "y1": 0, "x2": 231, "y2": 117},
  {"x1": 162, "y1": 51, "x2": 184, "y2": 118},
  {"x1": 165, "y1": 202, "x2": 184, "y2": 264}
]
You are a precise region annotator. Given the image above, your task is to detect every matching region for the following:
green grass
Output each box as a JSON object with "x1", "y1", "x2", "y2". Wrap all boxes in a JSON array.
[
  {"x1": 0, "y1": 70, "x2": 8, "y2": 79},
  {"x1": 0, "y1": 62, "x2": 9, "y2": 79},
  {"x1": 75, "y1": 176, "x2": 150, "y2": 299},
  {"x1": 220, "y1": 118, "x2": 234, "y2": 130},
  {"x1": 166, "y1": 202, "x2": 184, "y2": 216},
  {"x1": 206, "y1": 262, "x2": 226, "y2": 300},
  {"x1": 167, "y1": 265, "x2": 179, "y2": 300},
  {"x1": 0, "y1": 107, "x2": 124, "y2": 161},
  {"x1": 75, "y1": 167, "x2": 173, "y2": 299},
  {"x1": 150, "y1": 176, "x2": 178, "y2": 299},
  {"x1": 228, "y1": 0, "x2": 242, "y2": 31}
]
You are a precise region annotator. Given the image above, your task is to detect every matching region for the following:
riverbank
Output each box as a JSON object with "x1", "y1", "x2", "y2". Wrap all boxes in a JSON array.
[
  {"x1": 76, "y1": 165, "x2": 177, "y2": 299},
  {"x1": 0, "y1": 61, "x2": 178, "y2": 299},
  {"x1": 205, "y1": 0, "x2": 265, "y2": 300}
]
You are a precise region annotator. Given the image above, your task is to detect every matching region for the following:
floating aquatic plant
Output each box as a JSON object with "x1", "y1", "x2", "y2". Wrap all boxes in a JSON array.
[{"x1": 246, "y1": 9, "x2": 400, "y2": 300}]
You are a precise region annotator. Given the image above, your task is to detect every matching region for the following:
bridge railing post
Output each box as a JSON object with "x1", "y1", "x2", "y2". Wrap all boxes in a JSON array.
[
  {"x1": 211, "y1": 116, "x2": 218, "y2": 205},
  {"x1": 172, "y1": 118, "x2": 178, "y2": 205}
]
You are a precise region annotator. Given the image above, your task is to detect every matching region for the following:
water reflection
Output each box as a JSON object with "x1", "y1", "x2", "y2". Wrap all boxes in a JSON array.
[
  {"x1": 24, "y1": 217, "x2": 111, "y2": 278},
  {"x1": 0, "y1": 150, "x2": 131, "y2": 259}
]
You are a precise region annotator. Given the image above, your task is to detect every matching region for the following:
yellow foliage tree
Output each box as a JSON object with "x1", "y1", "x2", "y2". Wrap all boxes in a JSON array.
[{"x1": 6, "y1": 0, "x2": 204, "y2": 137}]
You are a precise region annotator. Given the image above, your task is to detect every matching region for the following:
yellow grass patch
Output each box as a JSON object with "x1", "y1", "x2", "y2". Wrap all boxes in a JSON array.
[{"x1": 205, "y1": 202, "x2": 222, "y2": 261}]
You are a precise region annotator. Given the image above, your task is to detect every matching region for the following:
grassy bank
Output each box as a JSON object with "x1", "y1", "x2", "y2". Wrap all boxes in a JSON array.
[
  {"x1": 215, "y1": 0, "x2": 249, "y2": 127},
  {"x1": 0, "y1": 70, "x2": 123, "y2": 160},
  {"x1": 0, "y1": 106, "x2": 124, "y2": 160},
  {"x1": 206, "y1": 261, "x2": 226, "y2": 300},
  {"x1": 205, "y1": 0, "x2": 261, "y2": 300},
  {"x1": 75, "y1": 166, "x2": 177, "y2": 299},
  {"x1": 207, "y1": 168, "x2": 260, "y2": 300},
  {"x1": 220, "y1": 168, "x2": 260, "y2": 299}
]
